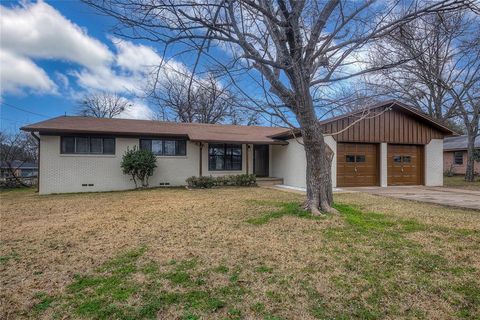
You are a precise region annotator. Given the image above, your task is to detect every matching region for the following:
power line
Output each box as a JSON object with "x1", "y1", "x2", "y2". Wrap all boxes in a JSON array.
[
  {"x1": 0, "y1": 117, "x2": 23, "y2": 123},
  {"x1": 1, "y1": 102, "x2": 50, "y2": 118}
]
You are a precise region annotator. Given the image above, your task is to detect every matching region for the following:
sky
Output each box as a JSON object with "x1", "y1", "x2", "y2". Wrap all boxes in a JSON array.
[{"x1": 0, "y1": 0, "x2": 190, "y2": 133}]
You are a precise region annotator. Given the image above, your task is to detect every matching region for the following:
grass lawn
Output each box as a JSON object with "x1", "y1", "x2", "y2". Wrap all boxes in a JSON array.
[
  {"x1": 1, "y1": 187, "x2": 479, "y2": 319},
  {"x1": 444, "y1": 175, "x2": 480, "y2": 191}
]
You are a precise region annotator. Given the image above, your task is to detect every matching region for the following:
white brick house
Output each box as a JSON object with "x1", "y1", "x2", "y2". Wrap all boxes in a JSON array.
[{"x1": 22, "y1": 100, "x2": 454, "y2": 194}]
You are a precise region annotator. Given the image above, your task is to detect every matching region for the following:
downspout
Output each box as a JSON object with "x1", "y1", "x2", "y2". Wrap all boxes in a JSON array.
[
  {"x1": 199, "y1": 142, "x2": 203, "y2": 177},
  {"x1": 246, "y1": 144, "x2": 249, "y2": 174},
  {"x1": 30, "y1": 132, "x2": 40, "y2": 193}
]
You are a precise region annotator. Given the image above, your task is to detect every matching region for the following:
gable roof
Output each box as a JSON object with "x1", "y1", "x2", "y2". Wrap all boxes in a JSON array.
[
  {"x1": 270, "y1": 99, "x2": 456, "y2": 139},
  {"x1": 444, "y1": 135, "x2": 480, "y2": 151},
  {"x1": 21, "y1": 116, "x2": 290, "y2": 145}
]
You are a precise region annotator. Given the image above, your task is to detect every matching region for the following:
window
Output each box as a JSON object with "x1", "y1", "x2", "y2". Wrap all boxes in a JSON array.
[
  {"x1": 393, "y1": 155, "x2": 413, "y2": 164},
  {"x1": 61, "y1": 136, "x2": 115, "y2": 155},
  {"x1": 139, "y1": 139, "x2": 186, "y2": 156},
  {"x1": 355, "y1": 155, "x2": 366, "y2": 163},
  {"x1": 346, "y1": 155, "x2": 355, "y2": 162},
  {"x1": 454, "y1": 151, "x2": 463, "y2": 165},
  {"x1": 393, "y1": 155, "x2": 402, "y2": 163},
  {"x1": 209, "y1": 144, "x2": 242, "y2": 171},
  {"x1": 346, "y1": 155, "x2": 366, "y2": 163}
]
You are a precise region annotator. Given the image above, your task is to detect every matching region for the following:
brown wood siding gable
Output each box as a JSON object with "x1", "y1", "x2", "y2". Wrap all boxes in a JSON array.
[{"x1": 321, "y1": 107, "x2": 444, "y2": 145}]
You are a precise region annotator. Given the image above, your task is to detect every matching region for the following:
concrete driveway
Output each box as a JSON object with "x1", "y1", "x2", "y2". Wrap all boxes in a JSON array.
[{"x1": 342, "y1": 186, "x2": 480, "y2": 211}]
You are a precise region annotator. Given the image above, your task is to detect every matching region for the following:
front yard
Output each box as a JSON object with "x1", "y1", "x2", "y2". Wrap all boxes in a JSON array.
[
  {"x1": 444, "y1": 175, "x2": 480, "y2": 191},
  {"x1": 1, "y1": 187, "x2": 479, "y2": 319}
]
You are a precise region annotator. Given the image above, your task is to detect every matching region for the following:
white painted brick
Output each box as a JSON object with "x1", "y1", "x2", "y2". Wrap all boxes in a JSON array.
[
  {"x1": 39, "y1": 136, "x2": 199, "y2": 194},
  {"x1": 425, "y1": 139, "x2": 444, "y2": 186},
  {"x1": 270, "y1": 136, "x2": 336, "y2": 189},
  {"x1": 380, "y1": 143, "x2": 388, "y2": 187}
]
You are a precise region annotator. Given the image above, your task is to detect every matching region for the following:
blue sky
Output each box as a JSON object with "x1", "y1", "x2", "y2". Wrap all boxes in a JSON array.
[
  {"x1": 1, "y1": 0, "x2": 202, "y2": 133},
  {"x1": 0, "y1": 1, "x2": 379, "y2": 134}
]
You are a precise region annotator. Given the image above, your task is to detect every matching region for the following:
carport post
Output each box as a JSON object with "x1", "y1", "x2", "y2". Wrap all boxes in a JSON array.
[{"x1": 380, "y1": 143, "x2": 388, "y2": 187}]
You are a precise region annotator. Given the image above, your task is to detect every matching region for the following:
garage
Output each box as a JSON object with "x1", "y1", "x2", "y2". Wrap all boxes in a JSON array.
[
  {"x1": 272, "y1": 100, "x2": 455, "y2": 188},
  {"x1": 337, "y1": 143, "x2": 379, "y2": 187},
  {"x1": 387, "y1": 145, "x2": 424, "y2": 185}
]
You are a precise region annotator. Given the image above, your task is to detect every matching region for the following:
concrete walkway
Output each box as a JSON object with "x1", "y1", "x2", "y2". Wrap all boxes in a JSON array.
[
  {"x1": 342, "y1": 186, "x2": 480, "y2": 211},
  {"x1": 271, "y1": 184, "x2": 479, "y2": 211}
]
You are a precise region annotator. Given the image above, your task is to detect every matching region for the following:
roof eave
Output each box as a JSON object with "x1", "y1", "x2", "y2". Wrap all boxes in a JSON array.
[
  {"x1": 24, "y1": 128, "x2": 190, "y2": 138},
  {"x1": 190, "y1": 139, "x2": 288, "y2": 145}
]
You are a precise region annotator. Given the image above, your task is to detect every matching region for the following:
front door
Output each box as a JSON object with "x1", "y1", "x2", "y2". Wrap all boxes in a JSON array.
[{"x1": 254, "y1": 145, "x2": 269, "y2": 177}]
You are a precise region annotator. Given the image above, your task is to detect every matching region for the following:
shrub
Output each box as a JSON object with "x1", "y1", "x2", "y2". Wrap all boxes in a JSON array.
[
  {"x1": 186, "y1": 174, "x2": 256, "y2": 188},
  {"x1": 444, "y1": 164, "x2": 455, "y2": 177},
  {"x1": 121, "y1": 146, "x2": 157, "y2": 188},
  {"x1": 231, "y1": 174, "x2": 257, "y2": 186},
  {"x1": 185, "y1": 175, "x2": 216, "y2": 189}
]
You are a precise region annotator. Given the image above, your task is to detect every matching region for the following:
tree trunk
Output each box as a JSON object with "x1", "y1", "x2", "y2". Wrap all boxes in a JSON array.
[
  {"x1": 294, "y1": 93, "x2": 337, "y2": 215},
  {"x1": 465, "y1": 132, "x2": 476, "y2": 182},
  {"x1": 302, "y1": 123, "x2": 337, "y2": 215}
]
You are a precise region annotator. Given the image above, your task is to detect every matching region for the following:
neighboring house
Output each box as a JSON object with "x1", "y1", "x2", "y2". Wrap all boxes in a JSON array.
[
  {"x1": 443, "y1": 135, "x2": 480, "y2": 175},
  {"x1": 0, "y1": 160, "x2": 38, "y2": 180},
  {"x1": 21, "y1": 100, "x2": 455, "y2": 194}
]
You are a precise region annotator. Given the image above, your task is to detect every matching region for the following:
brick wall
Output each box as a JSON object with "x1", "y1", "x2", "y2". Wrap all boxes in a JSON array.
[{"x1": 444, "y1": 151, "x2": 480, "y2": 175}]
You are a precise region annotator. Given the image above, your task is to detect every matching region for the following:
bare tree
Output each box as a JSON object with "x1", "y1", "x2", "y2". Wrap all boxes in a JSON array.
[
  {"x1": 84, "y1": 0, "x2": 475, "y2": 214},
  {"x1": 367, "y1": 12, "x2": 470, "y2": 120},
  {"x1": 0, "y1": 132, "x2": 38, "y2": 187},
  {"x1": 369, "y1": 11, "x2": 480, "y2": 181},
  {"x1": 448, "y1": 67, "x2": 480, "y2": 182},
  {"x1": 148, "y1": 70, "x2": 256, "y2": 124},
  {"x1": 77, "y1": 92, "x2": 132, "y2": 118}
]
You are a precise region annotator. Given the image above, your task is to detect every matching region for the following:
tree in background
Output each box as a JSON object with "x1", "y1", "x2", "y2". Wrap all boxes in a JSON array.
[
  {"x1": 450, "y1": 78, "x2": 479, "y2": 182},
  {"x1": 0, "y1": 132, "x2": 38, "y2": 187},
  {"x1": 85, "y1": 0, "x2": 476, "y2": 214},
  {"x1": 77, "y1": 92, "x2": 132, "y2": 118},
  {"x1": 368, "y1": 11, "x2": 480, "y2": 181},
  {"x1": 147, "y1": 69, "x2": 259, "y2": 125}
]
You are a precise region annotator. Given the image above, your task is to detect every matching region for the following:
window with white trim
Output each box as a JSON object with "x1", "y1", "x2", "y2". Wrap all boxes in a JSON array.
[{"x1": 454, "y1": 151, "x2": 463, "y2": 165}]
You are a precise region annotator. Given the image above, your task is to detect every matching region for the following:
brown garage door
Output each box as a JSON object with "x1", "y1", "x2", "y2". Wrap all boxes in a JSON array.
[
  {"x1": 337, "y1": 143, "x2": 379, "y2": 187},
  {"x1": 387, "y1": 145, "x2": 424, "y2": 185}
]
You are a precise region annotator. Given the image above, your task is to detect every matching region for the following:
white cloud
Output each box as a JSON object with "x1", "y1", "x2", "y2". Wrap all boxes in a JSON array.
[
  {"x1": 73, "y1": 65, "x2": 143, "y2": 94},
  {"x1": 0, "y1": 49, "x2": 56, "y2": 94},
  {"x1": 0, "y1": 0, "x2": 186, "y2": 121},
  {"x1": 74, "y1": 38, "x2": 189, "y2": 95},
  {"x1": 119, "y1": 99, "x2": 154, "y2": 120},
  {"x1": 0, "y1": 0, "x2": 111, "y2": 95},
  {"x1": 113, "y1": 38, "x2": 162, "y2": 72},
  {"x1": 0, "y1": 1, "x2": 112, "y2": 69}
]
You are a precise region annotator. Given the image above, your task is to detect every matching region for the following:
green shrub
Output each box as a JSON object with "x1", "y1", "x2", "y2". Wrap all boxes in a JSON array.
[
  {"x1": 186, "y1": 174, "x2": 256, "y2": 188},
  {"x1": 185, "y1": 176, "x2": 216, "y2": 188},
  {"x1": 121, "y1": 146, "x2": 157, "y2": 188},
  {"x1": 232, "y1": 174, "x2": 257, "y2": 186}
]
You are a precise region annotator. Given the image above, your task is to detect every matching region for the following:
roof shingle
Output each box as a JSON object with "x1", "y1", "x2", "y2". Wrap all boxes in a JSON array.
[
  {"x1": 444, "y1": 135, "x2": 479, "y2": 151},
  {"x1": 21, "y1": 116, "x2": 290, "y2": 145}
]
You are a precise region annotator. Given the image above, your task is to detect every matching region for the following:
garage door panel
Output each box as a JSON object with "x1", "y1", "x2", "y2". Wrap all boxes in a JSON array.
[
  {"x1": 337, "y1": 143, "x2": 379, "y2": 187},
  {"x1": 387, "y1": 145, "x2": 424, "y2": 185}
]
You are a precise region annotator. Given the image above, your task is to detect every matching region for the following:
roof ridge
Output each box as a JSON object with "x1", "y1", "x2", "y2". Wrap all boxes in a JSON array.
[{"x1": 53, "y1": 116, "x2": 287, "y2": 130}]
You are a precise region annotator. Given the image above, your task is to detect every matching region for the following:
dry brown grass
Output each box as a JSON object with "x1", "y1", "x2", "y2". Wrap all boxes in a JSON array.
[
  {"x1": 1, "y1": 187, "x2": 479, "y2": 319},
  {"x1": 444, "y1": 175, "x2": 480, "y2": 191}
]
